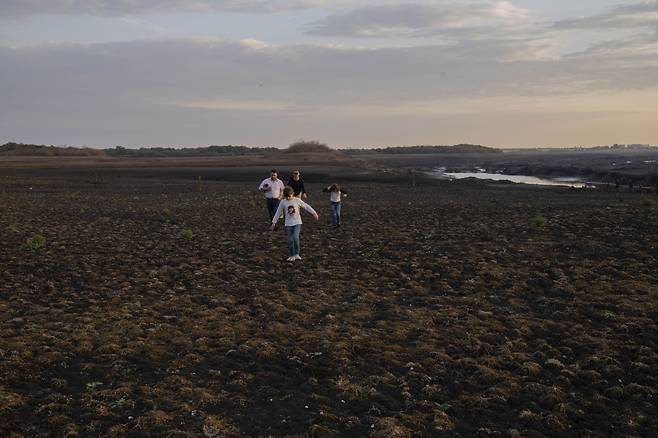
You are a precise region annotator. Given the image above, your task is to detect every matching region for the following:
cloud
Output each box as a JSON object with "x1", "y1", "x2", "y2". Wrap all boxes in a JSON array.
[
  {"x1": 1, "y1": 35, "x2": 657, "y2": 147},
  {"x1": 2, "y1": 36, "x2": 656, "y2": 109},
  {"x1": 554, "y1": 1, "x2": 658, "y2": 30},
  {"x1": 0, "y1": 0, "x2": 334, "y2": 19},
  {"x1": 564, "y1": 30, "x2": 658, "y2": 67},
  {"x1": 306, "y1": 1, "x2": 529, "y2": 38},
  {"x1": 170, "y1": 98, "x2": 290, "y2": 111}
]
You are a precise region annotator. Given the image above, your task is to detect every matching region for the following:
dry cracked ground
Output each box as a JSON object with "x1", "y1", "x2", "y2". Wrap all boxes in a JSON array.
[{"x1": 1, "y1": 172, "x2": 657, "y2": 437}]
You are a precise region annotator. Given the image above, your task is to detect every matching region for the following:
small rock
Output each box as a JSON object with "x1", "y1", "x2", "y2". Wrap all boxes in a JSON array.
[
  {"x1": 518, "y1": 409, "x2": 534, "y2": 419},
  {"x1": 522, "y1": 362, "x2": 542, "y2": 377}
]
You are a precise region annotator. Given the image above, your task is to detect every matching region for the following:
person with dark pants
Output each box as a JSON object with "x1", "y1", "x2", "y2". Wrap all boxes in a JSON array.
[
  {"x1": 287, "y1": 170, "x2": 307, "y2": 199},
  {"x1": 258, "y1": 169, "x2": 285, "y2": 221}
]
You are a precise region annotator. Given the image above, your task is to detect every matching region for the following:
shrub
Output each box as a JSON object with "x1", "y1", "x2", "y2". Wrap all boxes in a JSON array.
[
  {"x1": 85, "y1": 381, "x2": 103, "y2": 390},
  {"x1": 532, "y1": 215, "x2": 547, "y2": 228},
  {"x1": 286, "y1": 140, "x2": 332, "y2": 153},
  {"x1": 181, "y1": 229, "x2": 194, "y2": 240},
  {"x1": 23, "y1": 234, "x2": 46, "y2": 250}
]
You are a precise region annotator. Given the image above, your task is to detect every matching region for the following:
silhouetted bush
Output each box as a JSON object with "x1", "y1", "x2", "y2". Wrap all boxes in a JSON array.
[{"x1": 286, "y1": 140, "x2": 332, "y2": 153}]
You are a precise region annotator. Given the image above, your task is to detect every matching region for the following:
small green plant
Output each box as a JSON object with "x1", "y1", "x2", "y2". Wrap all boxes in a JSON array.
[
  {"x1": 532, "y1": 215, "x2": 547, "y2": 228},
  {"x1": 110, "y1": 396, "x2": 128, "y2": 408},
  {"x1": 181, "y1": 229, "x2": 194, "y2": 240},
  {"x1": 85, "y1": 381, "x2": 103, "y2": 390},
  {"x1": 23, "y1": 234, "x2": 46, "y2": 250},
  {"x1": 640, "y1": 197, "x2": 656, "y2": 208},
  {"x1": 7, "y1": 224, "x2": 19, "y2": 233},
  {"x1": 436, "y1": 402, "x2": 452, "y2": 411}
]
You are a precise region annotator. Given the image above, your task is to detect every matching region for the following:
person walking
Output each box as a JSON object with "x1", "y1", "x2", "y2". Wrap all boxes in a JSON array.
[
  {"x1": 270, "y1": 186, "x2": 319, "y2": 261},
  {"x1": 287, "y1": 170, "x2": 307, "y2": 199},
  {"x1": 322, "y1": 183, "x2": 347, "y2": 227},
  {"x1": 259, "y1": 169, "x2": 285, "y2": 221}
]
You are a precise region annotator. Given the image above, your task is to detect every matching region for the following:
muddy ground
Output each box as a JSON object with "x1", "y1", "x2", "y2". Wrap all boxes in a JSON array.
[{"x1": 0, "y1": 166, "x2": 657, "y2": 437}]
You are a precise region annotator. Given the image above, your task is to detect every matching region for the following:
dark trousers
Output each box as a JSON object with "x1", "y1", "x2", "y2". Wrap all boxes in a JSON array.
[{"x1": 266, "y1": 198, "x2": 281, "y2": 221}]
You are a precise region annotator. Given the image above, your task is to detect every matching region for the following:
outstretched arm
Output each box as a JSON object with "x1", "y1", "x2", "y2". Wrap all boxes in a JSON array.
[{"x1": 299, "y1": 200, "x2": 319, "y2": 220}]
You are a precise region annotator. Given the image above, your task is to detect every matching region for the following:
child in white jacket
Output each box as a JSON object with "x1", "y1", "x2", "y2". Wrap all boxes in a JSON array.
[
  {"x1": 270, "y1": 186, "x2": 319, "y2": 261},
  {"x1": 322, "y1": 183, "x2": 347, "y2": 227}
]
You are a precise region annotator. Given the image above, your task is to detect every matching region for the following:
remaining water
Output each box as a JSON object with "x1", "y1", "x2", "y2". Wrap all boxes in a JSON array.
[{"x1": 431, "y1": 169, "x2": 591, "y2": 188}]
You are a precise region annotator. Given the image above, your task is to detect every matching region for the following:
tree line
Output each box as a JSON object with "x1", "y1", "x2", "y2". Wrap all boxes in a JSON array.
[{"x1": 1, "y1": 141, "x2": 501, "y2": 157}]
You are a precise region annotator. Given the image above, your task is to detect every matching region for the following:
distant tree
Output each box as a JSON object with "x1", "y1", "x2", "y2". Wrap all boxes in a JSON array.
[
  {"x1": 0, "y1": 142, "x2": 104, "y2": 157},
  {"x1": 104, "y1": 144, "x2": 277, "y2": 157}
]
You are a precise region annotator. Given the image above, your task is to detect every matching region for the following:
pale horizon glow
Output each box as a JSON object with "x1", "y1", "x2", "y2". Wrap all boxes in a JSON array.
[{"x1": 1, "y1": 0, "x2": 657, "y2": 148}]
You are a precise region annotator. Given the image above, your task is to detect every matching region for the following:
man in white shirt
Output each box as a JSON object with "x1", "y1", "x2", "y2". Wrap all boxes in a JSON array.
[{"x1": 258, "y1": 169, "x2": 285, "y2": 221}]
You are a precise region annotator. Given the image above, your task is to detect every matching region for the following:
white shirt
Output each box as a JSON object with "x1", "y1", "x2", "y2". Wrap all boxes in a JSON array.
[
  {"x1": 272, "y1": 198, "x2": 318, "y2": 226},
  {"x1": 258, "y1": 177, "x2": 285, "y2": 199},
  {"x1": 329, "y1": 191, "x2": 342, "y2": 202}
]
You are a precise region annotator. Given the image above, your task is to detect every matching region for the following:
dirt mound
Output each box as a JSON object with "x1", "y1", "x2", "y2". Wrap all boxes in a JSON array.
[{"x1": 264, "y1": 141, "x2": 377, "y2": 170}]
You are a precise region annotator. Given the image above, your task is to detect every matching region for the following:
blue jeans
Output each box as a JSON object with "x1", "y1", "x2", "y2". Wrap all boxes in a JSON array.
[
  {"x1": 285, "y1": 225, "x2": 301, "y2": 256},
  {"x1": 266, "y1": 198, "x2": 280, "y2": 221},
  {"x1": 330, "y1": 202, "x2": 342, "y2": 226}
]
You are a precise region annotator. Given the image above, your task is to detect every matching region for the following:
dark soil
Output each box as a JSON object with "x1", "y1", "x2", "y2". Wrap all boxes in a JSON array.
[{"x1": 1, "y1": 167, "x2": 657, "y2": 437}]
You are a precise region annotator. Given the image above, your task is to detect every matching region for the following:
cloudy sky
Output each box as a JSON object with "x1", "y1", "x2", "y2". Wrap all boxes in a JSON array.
[{"x1": 1, "y1": 0, "x2": 657, "y2": 148}]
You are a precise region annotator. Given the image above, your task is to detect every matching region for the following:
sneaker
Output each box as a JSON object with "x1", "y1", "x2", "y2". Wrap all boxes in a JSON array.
[
  {"x1": 294, "y1": 255, "x2": 302, "y2": 260},
  {"x1": 286, "y1": 256, "x2": 296, "y2": 262}
]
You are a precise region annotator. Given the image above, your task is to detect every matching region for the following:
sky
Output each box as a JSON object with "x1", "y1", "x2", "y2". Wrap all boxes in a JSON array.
[{"x1": 1, "y1": 0, "x2": 657, "y2": 149}]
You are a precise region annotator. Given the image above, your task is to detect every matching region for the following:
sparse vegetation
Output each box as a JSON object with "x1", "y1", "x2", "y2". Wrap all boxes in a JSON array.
[
  {"x1": 532, "y1": 215, "x2": 547, "y2": 227},
  {"x1": 22, "y1": 234, "x2": 46, "y2": 250},
  {"x1": 181, "y1": 229, "x2": 194, "y2": 240},
  {"x1": 640, "y1": 197, "x2": 656, "y2": 208},
  {"x1": 85, "y1": 382, "x2": 103, "y2": 391},
  {"x1": 109, "y1": 396, "x2": 128, "y2": 409}
]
